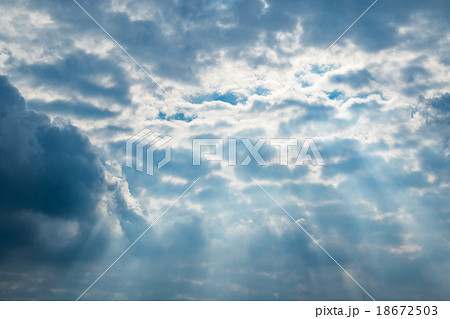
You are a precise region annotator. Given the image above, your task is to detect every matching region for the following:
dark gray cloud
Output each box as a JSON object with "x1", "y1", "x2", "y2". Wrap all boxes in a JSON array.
[
  {"x1": 0, "y1": 75, "x2": 145, "y2": 299},
  {"x1": 17, "y1": 51, "x2": 130, "y2": 104},
  {"x1": 28, "y1": 99, "x2": 118, "y2": 119},
  {"x1": 0, "y1": 75, "x2": 105, "y2": 258},
  {"x1": 331, "y1": 69, "x2": 374, "y2": 89}
]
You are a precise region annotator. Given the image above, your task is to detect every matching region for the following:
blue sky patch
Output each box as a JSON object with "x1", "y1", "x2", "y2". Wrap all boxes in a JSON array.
[
  {"x1": 188, "y1": 92, "x2": 245, "y2": 105},
  {"x1": 325, "y1": 90, "x2": 344, "y2": 100}
]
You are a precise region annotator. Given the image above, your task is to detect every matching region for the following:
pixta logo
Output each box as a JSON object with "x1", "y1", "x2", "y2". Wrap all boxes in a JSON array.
[
  {"x1": 126, "y1": 132, "x2": 325, "y2": 176},
  {"x1": 126, "y1": 129, "x2": 171, "y2": 175},
  {"x1": 192, "y1": 138, "x2": 325, "y2": 166}
]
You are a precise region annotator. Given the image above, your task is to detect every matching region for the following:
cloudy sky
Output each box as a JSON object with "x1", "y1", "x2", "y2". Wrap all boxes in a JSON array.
[{"x1": 0, "y1": 0, "x2": 449, "y2": 300}]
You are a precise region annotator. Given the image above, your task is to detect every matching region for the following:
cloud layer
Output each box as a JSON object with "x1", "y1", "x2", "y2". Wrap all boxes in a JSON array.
[{"x1": 0, "y1": 0, "x2": 449, "y2": 300}]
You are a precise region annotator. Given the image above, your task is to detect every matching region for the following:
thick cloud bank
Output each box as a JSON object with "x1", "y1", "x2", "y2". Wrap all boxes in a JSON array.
[{"x1": 0, "y1": 76, "x2": 143, "y2": 299}]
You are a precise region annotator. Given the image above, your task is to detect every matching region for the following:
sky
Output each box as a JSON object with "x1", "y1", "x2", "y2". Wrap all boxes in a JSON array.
[{"x1": 0, "y1": 0, "x2": 449, "y2": 300}]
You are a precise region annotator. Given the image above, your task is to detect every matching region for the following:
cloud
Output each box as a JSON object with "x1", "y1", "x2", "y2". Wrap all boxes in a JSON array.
[
  {"x1": 0, "y1": 75, "x2": 146, "y2": 299},
  {"x1": 18, "y1": 51, "x2": 131, "y2": 104},
  {"x1": 0, "y1": 0, "x2": 449, "y2": 301},
  {"x1": 28, "y1": 99, "x2": 119, "y2": 119},
  {"x1": 330, "y1": 69, "x2": 373, "y2": 89},
  {"x1": 415, "y1": 93, "x2": 450, "y2": 127}
]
